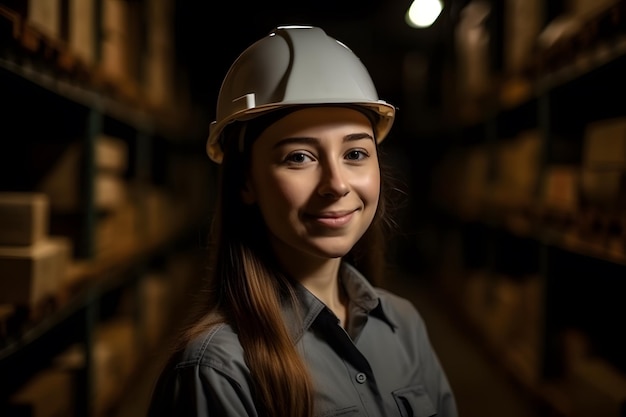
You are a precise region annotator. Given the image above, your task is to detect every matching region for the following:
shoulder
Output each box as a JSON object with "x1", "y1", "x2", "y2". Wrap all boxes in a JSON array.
[
  {"x1": 373, "y1": 287, "x2": 430, "y2": 336},
  {"x1": 148, "y1": 323, "x2": 258, "y2": 416},
  {"x1": 175, "y1": 323, "x2": 249, "y2": 377}
]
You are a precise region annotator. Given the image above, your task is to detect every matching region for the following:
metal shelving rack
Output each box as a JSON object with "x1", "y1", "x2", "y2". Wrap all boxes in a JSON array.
[
  {"x1": 427, "y1": 11, "x2": 626, "y2": 415},
  {"x1": 0, "y1": 30, "x2": 209, "y2": 417}
]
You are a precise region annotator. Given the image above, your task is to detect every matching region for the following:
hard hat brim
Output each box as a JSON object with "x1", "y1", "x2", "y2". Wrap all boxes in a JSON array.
[{"x1": 206, "y1": 100, "x2": 396, "y2": 163}]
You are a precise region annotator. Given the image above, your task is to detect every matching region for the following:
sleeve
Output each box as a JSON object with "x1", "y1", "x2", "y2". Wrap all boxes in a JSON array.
[
  {"x1": 413, "y1": 310, "x2": 459, "y2": 417},
  {"x1": 146, "y1": 355, "x2": 259, "y2": 417}
]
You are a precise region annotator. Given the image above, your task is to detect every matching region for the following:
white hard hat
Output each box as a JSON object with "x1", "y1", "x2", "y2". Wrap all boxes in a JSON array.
[{"x1": 206, "y1": 25, "x2": 396, "y2": 163}]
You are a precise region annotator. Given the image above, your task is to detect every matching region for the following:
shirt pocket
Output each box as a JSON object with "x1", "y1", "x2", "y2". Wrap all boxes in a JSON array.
[{"x1": 392, "y1": 385, "x2": 437, "y2": 417}]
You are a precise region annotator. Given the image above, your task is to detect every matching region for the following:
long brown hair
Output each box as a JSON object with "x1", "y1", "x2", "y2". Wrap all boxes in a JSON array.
[{"x1": 179, "y1": 110, "x2": 400, "y2": 417}]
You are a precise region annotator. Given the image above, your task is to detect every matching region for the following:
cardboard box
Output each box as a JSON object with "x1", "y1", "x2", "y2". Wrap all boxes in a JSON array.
[
  {"x1": 141, "y1": 186, "x2": 174, "y2": 241},
  {"x1": 541, "y1": 165, "x2": 580, "y2": 214},
  {"x1": 99, "y1": 0, "x2": 142, "y2": 93},
  {"x1": 455, "y1": 1, "x2": 492, "y2": 99},
  {"x1": 95, "y1": 135, "x2": 129, "y2": 174},
  {"x1": 69, "y1": 0, "x2": 96, "y2": 65},
  {"x1": 0, "y1": 193, "x2": 49, "y2": 246},
  {"x1": 9, "y1": 368, "x2": 74, "y2": 417},
  {"x1": 490, "y1": 130, "x2": 542, "y2": 209},
  {"x1": 504, "y1": 0, "x2": 544, "y2": 75},
  {"x1": 95, "y1": 172, "x2": 128, "y2": 211},
  {"x1": 140, "y1": 273, "x2": 172, "y2": 349},
  {"x1": 100, "y1": 0, "x2": 130, "y2": 82},
  {"x1": 27, "y1": 0, "x2": 61, "y2": 40},
  {"x1": 96, "y1": 202, "x2": 138, "y2": 258},
  {"x1": 55, "y1": 317, "x2": 138, "y2": 417},
  {"x1": 38, "y1": 140, "x2": 129, "y2": 212},
  {"x1": 584, "y1": 117, "x2": 626, "y2": 169},
  {"x1": 0, "y1": 238, "x2": 71, "y2": 307},
  {"x1": 144, "y1": 0, "x2": 176, "y2": 108},
  {"x1": 580, "y1": 168, "x2": 626, "y2": 208},
  {"x1": 92, "y1": 318, "x2": 138, "y2": 416}
]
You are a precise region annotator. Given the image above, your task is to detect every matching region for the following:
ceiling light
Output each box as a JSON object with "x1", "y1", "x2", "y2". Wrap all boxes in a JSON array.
[{"x1": 406, "y1": 0, "x2": 444, "y2": 28}]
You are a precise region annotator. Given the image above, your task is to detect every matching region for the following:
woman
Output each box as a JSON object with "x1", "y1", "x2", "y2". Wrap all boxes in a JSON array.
[{"x1": 147, "y1": 25, "x2": 457, "y2": 417}]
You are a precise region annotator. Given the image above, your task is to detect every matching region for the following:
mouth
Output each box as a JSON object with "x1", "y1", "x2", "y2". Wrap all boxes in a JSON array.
[{"x1": 305, "y1": 209, "x2": 357, "y2": 228}]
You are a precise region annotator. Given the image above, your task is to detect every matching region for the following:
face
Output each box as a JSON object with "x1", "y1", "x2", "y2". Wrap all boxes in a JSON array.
[{"x1": 242, "y1": 107, "x2": 380, "y2": 263}]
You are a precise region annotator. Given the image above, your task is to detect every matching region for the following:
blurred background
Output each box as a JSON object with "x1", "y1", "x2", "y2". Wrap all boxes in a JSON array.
[{"x1": 1, "y1": 0, "x2": 626, "y2": 416}]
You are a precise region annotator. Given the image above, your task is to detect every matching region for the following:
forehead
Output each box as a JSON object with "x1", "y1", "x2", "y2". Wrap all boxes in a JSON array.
[{"x1": 257, "y1": 107, "x2": 374, "y2": 141}]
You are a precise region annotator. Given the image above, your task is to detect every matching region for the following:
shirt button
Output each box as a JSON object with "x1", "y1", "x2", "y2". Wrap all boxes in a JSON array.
[{"x1": 355, "y1": 372, "x2": 367, "y2": 384}]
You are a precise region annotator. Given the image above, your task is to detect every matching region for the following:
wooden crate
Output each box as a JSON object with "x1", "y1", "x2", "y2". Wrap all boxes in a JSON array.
[
  {"x1": 0, "y1": 237, "x2": 71, "y2": 308},
  {"x1": 0, "y1": 192, "x2": 49, "y2": 246}
]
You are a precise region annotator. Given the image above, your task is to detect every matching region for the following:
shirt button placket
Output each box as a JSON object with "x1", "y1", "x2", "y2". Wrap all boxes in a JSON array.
[{"x1": 355, "y1": 372, "x2": 367, "y2": 384}]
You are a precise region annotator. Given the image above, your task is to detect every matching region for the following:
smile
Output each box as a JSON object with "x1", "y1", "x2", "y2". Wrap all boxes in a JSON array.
[{"x1": 306, "y1": 210, "x2": 356, "y2": 228}]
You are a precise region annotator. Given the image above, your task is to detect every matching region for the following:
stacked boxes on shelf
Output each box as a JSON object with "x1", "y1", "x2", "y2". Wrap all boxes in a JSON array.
[
  {"x1": 0, "y1": 0, "x2": 205, "y2": 415},
  {"x1": 8, "y1": 367, "x2": 76, "y2": 417},
  {"x1": 431, "y1": 129, "x2": 542, "y2": 221},
  {"x1": 5, "y1": 247, "x2": 204, "y2": 416},
  {"x1": 559, "y1": 327, "x2": 626, "y2": 417},
  {"x1": 26, "y1": 0, "x2": 61, "y2": 41},
  {"x1": 139, "y1": 273, "x2": 172, "y2": 350},
  {"x1": 0, "y1": 193, "x2": 71, "y2": 318},
  {"x1": 540, "y1": 164, "x2": 580, "y2": 221},
  {"x1": 138, "y1": 251, "x2": 203, "y2": 352},
  {"x1": 38, "y1": 134, "x2": 129, "y2": 213},
  {"x1": 3, "y1": 0, "x2": 183, "y2": 114},
  {"x1": 8, "y1": 316, "x2": 138, "y2": 417},
  {"x1": 579, "y1": 117, "x2": 626, "y2": 251},
  {"x1": 37, "y1": 134, "x2": 134, "y2": 261},
  {"x1": 490, "y1": 130, "x2": 542, "y2": 212},
  {"x1": 54, "y1": 317, "x2": 139, "y2": 417},
  {"x1": 464, "y1": 272, "x2": 544, "y2": 385},
  {"x1": 100, "y1": 0, "x2": 134, "y2": 95},
  {"x1": 68, "y1": 0, "x2": 97, "y2": 67},
  {"x1": 581, "y1": 117, "x2": 626, "y2": 210},
  {"x1": 500, "y1": 0, "x2": 544, "y2": 106},
  {"x1": 536, "y1": 0, "x2": 626, "y2": 77},
  {"x1": 144, "y1": 0, "x2": 177, "y2": 111}
]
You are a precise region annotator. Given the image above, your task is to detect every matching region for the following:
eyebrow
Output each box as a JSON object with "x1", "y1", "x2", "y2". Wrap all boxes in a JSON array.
[{"x1": 272, "y1": 132, "x2": 375, "y2": 149}]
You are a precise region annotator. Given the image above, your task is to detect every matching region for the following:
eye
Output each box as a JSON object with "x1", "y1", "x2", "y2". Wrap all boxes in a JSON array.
[
  {"x1": 284, "y1": 151, "x2": 314, "y2": 165},
  {"x1": 345, "y1": 149, "x2": 369, "y2": 161}
]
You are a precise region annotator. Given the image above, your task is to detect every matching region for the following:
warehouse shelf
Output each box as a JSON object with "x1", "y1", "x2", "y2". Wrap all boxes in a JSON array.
[
  {"x1": 426, "y1": 3, "x2": 626, "y2": 416},
  {"x1": 0, "y1": 216, "x2": 202, "y2": 381},
  {"x1": 0, "y1": 4, "x2": 212, "y2": 414},
  {"x1": 441, "y1": 206, "x2": 626, "y2": 268},
  {"x1": 0, "y1": 58, "x2": 152, "y2": 132},
  {"x1": 0, "y1": 57, "x2": 206, "y2": 146}
]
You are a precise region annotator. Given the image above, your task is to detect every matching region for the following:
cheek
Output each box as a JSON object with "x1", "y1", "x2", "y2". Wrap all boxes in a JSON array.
[
  {"x1": 255, "y1": 169, "x2": 309, "y2": 211},
  {"x1": 354, "y1": 169, "x2": 381, "y2": 205}
]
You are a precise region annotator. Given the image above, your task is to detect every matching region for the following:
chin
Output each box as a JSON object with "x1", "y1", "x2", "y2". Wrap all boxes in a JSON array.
[
  {"x1": 308, "y1": 244, "x2": 354, "y2": 260},
  {"x1": 305, "y1": 233, "x2": 369, "y2": 259}
]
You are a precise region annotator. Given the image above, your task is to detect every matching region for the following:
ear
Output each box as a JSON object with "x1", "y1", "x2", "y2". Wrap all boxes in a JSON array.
[{"x1": 240, "y1": 177, "x2": 256, "y2": 205}]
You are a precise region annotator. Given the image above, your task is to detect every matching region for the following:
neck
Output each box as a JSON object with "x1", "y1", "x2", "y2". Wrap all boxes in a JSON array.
[{"x1": 271, "y1": 241, "x2": 348, "y2": 326}]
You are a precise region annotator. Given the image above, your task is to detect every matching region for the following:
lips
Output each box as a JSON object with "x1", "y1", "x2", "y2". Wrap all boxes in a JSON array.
[{"x1": 306, "y1": 209, "x2": 357, "y2": 228}]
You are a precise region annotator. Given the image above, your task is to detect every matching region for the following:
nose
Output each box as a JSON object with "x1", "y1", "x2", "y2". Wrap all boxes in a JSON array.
[{"x1": 317, "y1": 160, "x2": 349, "y2": 199}]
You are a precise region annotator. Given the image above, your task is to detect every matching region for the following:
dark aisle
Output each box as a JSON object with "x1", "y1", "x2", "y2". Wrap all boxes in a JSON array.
[{"x1": 385, "y1": 270, "x2": 547, "y2": 417}]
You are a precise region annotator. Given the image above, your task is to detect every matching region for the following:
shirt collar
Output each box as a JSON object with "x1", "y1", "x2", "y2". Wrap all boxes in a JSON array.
[{"x1": 282, "y1": 262, "x2": 397, "y2": 342}]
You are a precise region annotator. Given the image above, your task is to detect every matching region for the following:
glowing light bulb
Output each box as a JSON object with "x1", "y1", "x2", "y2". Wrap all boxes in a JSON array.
[{"x1": 406, "y1": 0, "x2": 444, "y2": 28}]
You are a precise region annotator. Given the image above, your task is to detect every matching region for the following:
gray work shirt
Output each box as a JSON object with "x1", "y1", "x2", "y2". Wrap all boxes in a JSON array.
[{"x1": 148, "y1": 263, "x2": 458, "y2": 417}]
